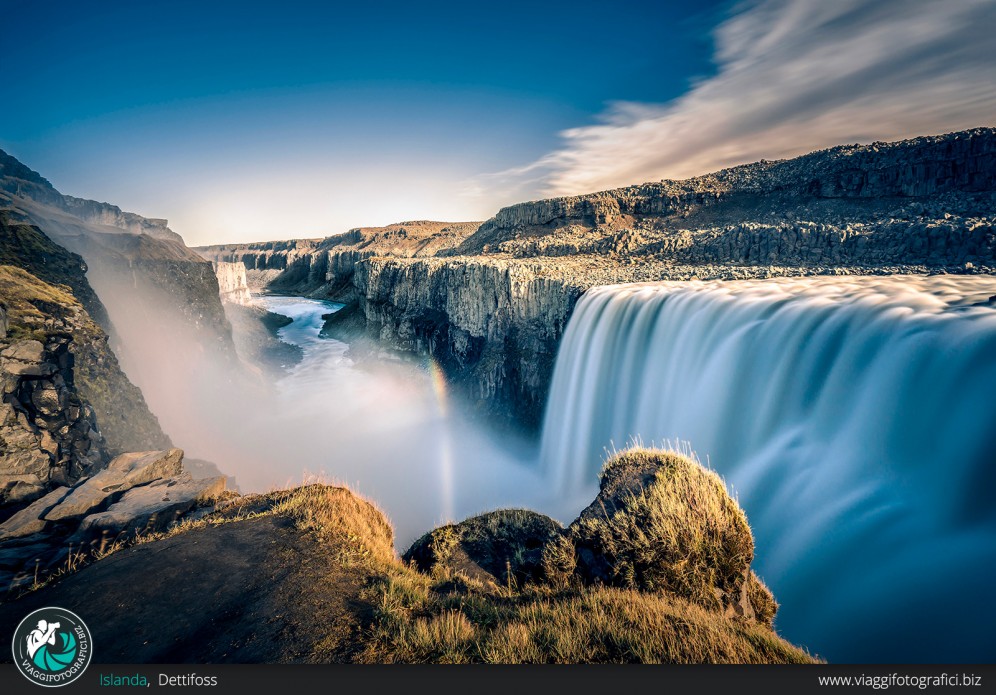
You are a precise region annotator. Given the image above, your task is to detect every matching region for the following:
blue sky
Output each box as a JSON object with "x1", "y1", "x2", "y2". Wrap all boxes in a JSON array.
[{"x1": 1, "y1": 0, "x2": 993, "y2": 245}]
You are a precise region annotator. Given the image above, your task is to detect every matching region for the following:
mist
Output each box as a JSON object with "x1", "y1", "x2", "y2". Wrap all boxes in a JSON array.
[{"x1": 81, "y1": 263, "x2": 562, "y2": 547}]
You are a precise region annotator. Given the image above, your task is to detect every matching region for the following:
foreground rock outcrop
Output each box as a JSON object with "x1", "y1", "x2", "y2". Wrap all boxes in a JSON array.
[
  {"x1": 405, "y1": 449, "x2": 777, "y2": 627},
  {"x1": 566, "y1": 449, "x2": 777, "y2": 627},
  {"x1": 0, "y1": 450, "x2": 814, "y2": 663},
  {"x1": 0, "y1": 447, "x2": 227, "y2": 592},
  {"x1": 405, "y1": 509, "x2": 563, "y2": 587}
]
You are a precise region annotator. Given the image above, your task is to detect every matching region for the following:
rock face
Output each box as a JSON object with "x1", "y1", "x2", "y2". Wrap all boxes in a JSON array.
[
  {"x1": 0, "y1": 221, "x2": 170, "y2": 456},
  {"x1": 0, "y1": 149, "x2": 184, "y2": 245},
  {"x1": 358, "y1": 257, "x2": 583, "y2": 426},
  {"x1": 0, "y1": 332, "x2": 107, "y2": 505},
  {"x1": 0, "y1": 149, "x2": 241, "y2": 401},
  {"x1": 455, "y1": 128, "x2": 996, "y2": 258},
  {"x1": 197, "y1": 238, "x2": 325, "y2": 292},
  {"x1": 212, "y1": 261, "x2": 253, "y2": 306},
  {"x1": 0, "y1": 268, "x2": 116, "y2": 506}
]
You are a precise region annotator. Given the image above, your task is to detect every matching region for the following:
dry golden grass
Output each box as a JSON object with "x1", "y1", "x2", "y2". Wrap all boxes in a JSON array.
[
  {"x1": 270, "y1": 483, "x2": 396, "y2": 568},
  {"x1": 0, "y1": 265, "x2": 78, "y2": 313},
  {"x1": 262, "y1": 457, "x2": 813, "y2": 663},
  {"x1": 347, "y1": 447, "x2": 815, "y2": 663},
  {"x1": 357, "y1": 569, "x2": 816, "y2": 664}
]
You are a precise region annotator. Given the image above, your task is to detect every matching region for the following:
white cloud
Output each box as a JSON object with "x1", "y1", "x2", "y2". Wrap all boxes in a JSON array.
[{"x1": 483, "y1": 0, "x2": 996, "y2": 200}]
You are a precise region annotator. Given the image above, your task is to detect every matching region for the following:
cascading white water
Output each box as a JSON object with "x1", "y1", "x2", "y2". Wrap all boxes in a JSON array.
[{"x1": 540, "y1": 275, "x2": 996, "y2": 663}]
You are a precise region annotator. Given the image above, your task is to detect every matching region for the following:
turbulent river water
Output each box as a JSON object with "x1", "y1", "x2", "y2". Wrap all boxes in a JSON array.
[{"x1": 540, "y1": 275, "x2": 996, "y2": 663}]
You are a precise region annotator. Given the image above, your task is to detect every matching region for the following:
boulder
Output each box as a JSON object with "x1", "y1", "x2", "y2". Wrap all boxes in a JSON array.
[
  {"x1": 0, "y1": 340, "x2": 53, "y2": 377},
  {"x1": 105, "y1": 448, "x2": 185, "y2": 485},
  {"x1": 0, "y1": 477, "x2": 48, "y2": 506},
  {"x1": 569, "y1": 448, "x2": 773, "y2": 621},
  {"x1": 404, "y1": 509, "x2": 563, "y2": 587},
  {"x1": 1, "y1": 340, "x2": 44, "y2": 364},
  {"x1": 0, "y1": 486, "x2": 71, "y2": 540},
  {"x1": 77, "y1": 474, "x2": 226, "y2": 538},
  {"x1": 44, "y1": 448, "x2": 184, "y2": 522}
]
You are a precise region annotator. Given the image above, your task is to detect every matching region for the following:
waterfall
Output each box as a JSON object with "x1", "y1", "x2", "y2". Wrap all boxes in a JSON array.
[{"x1": 540, "y1": 275, "x2": 996, "y2": 662}]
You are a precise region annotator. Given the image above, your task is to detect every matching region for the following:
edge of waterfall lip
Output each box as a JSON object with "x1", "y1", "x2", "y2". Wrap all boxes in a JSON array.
[{"x1": 582, "y1": 275, "x2": 996, "y2": 314}]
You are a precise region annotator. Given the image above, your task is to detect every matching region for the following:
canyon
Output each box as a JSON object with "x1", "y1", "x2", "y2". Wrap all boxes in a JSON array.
[{"x1": 199, "y1": 128, "x2": 996, "y2": 428}]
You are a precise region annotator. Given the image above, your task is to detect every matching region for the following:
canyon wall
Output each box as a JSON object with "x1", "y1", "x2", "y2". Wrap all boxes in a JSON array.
[
  {"x1": 196, "y1": 221, "x2": 480, "y2": 299},
  {"x1": 0, "y1": 259, "x2": 172, "y2": 507},
  {"x1": 0, "y1": 148, "x2": 235, "y2": 361},
  {"x1": 213, "y1": 261, "x2": 253, "y2": 306},
  {"x1": 363, "y1": 130, "x2": 996, "y2": 428},
  {"x1": 456, "y1": 127, "x2": 996, "y2": 255},
  {"x1": 0, "y1": 150, "x2": 183, "y2": 245},
  {"x1": 356, "y1": 258, "x2": 583, "y2": 426}
]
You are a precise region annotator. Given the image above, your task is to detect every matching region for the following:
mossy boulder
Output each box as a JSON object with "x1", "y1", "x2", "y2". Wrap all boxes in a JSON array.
[
  {"x1": 567, "y1": 448, "x2": 775, "y2": 623},
  {"x1": 404, "y1": 448, "x2": 778, "y2": 627},
  {"x1": 404, "y1": 509, "x2": 563, "y2": 587}
]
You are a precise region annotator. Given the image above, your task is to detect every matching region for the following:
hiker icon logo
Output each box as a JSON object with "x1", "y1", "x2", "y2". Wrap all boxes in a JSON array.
[{"x1": 12, "y1": 607, "x2": 92, "y2": 687}]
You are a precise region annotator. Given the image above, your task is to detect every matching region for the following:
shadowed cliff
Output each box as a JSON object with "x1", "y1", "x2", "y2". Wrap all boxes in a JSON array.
[{"x1": 0, "y1": 218, "x2": 169, "y2": 460}]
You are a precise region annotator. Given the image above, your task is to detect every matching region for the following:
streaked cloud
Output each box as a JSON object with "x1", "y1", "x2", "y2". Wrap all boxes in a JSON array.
[{"x1": 481, "y1": 0, "x2": 996, "y2": 200}]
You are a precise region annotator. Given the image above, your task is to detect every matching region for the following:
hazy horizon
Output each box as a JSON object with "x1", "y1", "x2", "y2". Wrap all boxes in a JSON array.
[{"x1": 2, "y1": 0, "x2": 994, "y2": 247}]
